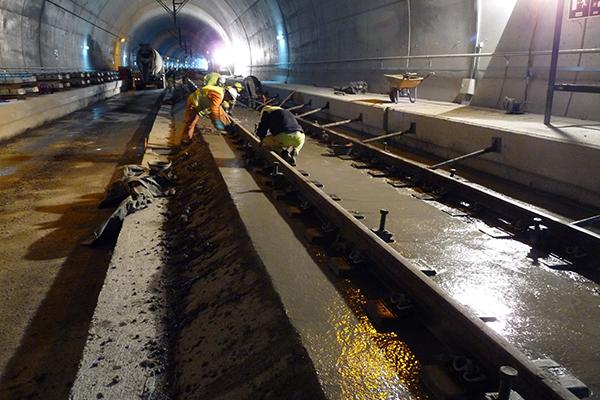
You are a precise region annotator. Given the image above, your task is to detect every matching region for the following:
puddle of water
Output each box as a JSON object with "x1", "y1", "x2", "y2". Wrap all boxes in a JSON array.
[
  {"x1": 324, "y1": 286, "x2": 424, "y2": 400},
  {"x1": 0, "y1": 166, "x2": 17, "y2": 176},
  {"x1": 2, "y1": 154, "x2": 32, "y2": 163}
]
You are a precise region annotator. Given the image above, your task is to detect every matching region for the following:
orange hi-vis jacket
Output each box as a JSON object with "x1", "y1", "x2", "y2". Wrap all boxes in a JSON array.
[{"x1": 188, "y1": 85, "x2": 230, "y2": 126}]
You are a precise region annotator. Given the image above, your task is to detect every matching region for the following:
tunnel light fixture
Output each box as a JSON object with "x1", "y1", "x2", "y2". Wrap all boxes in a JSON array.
[
  {"x1": 120, "y1": 37, "x2": 126, "y2": 43},
  {"x1": 83, "y1": 45, "x2": 90, "y2": 51},
  {"x1": 276, "y1": 34, "x2": 285, "y2": 41}
]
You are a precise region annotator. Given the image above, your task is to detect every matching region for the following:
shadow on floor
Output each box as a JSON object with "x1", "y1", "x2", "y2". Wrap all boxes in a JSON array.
[
  {"x1": 0, "y1": 92, "x2": 164, "y2": 400},
  {"x1": 0, "y1": 233, "x2": 116, "y2": 399}
]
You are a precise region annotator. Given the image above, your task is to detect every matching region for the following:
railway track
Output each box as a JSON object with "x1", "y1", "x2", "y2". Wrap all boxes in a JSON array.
[
  {"x1": 280, "y1": 99, "x2": 600, "y2": 270},
  {"x1": 224, "y1": 102, "x2": 597, "y2": 400}
]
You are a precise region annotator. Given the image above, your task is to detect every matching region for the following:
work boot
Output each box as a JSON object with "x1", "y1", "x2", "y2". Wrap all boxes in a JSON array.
[
  {"x1": 289, "y1": 149, "x2": 298, "y2": 166},
  {"x1": 224, "y1": 124, "x2": 235, "y2": 135},
  {"x1": 279, "y1": 149, "x2": 295, "y2": 166}
]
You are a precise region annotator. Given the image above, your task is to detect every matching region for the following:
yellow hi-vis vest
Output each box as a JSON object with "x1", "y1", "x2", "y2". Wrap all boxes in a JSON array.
[
  {"x1": 261, "y1": 105, "x2": 282, "y2": 115},
  {"x1": 190, "y1": 85, "x2": 224, "y2": 114},
  {"x1": 203, "y1": 72, "x2": 221, "y2": 86}
]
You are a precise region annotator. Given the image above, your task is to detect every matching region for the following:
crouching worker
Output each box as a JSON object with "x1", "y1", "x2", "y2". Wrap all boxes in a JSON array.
[
  {"x1": 222, "y1": 82, "x2": 244, "y2": 115},
  {"x1": 257, "y1": 106, "x2": 305, "y2": 166},
  {"x1": 181, "y1": 85, "x2": 238, "y2": 144}
]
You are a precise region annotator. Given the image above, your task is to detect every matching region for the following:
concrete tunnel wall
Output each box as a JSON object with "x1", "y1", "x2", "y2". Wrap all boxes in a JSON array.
[{"x1": 0, "y1": 0, "x2": 599, "y2": 120}]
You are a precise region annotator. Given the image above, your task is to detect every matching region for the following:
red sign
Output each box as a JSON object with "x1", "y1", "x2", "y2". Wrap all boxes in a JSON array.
[
  {"x1": 569, "y1": 0, "x2": 600, "y2": 18},
  {"x1": 591, "y1": 0, "x2": 600, "y2": 16}
]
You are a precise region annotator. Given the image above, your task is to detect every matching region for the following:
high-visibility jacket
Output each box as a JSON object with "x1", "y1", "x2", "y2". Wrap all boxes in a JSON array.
[
  {"x1": 188, "y1": 85, "x2": 230, "y2": 126},
  {"x1": 222, "y1": 84, "x2": 242, "y2": 111},
  {"x1": 203, "y1": 72, "x2": 221, "y2": 87}
]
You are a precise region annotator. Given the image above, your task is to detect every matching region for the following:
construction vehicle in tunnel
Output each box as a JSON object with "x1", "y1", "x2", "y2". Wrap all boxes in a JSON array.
[{"x1": 134, "y1": 44, "x2": 165, "y2": 90}]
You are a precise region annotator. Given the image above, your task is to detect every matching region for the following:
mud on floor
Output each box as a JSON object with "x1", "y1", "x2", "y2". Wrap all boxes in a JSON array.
[{"x1": 163, "y1": 126, "x2": 326, "y2": 400}]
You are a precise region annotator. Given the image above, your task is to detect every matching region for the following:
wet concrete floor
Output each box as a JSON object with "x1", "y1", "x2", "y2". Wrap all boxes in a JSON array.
[
  {"x1": 0, "y1": 90, "x2": 163, "y2": 399},
  {"x1": 234, "y1": 107, "x2": 600, "y2": 399},
  {"x1": 206, "y1": 132, "x2": 427, "y2": 399}
]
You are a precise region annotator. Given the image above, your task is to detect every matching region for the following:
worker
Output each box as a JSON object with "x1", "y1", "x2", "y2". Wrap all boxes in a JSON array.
[
  {"x1": 181, "y1": 85, "x2": 238, "y2": 144},
  {"x1": 243, "y1": 75, "x2": 262, "y2": 108},
  {"x1": 222, "y1": 82, "x2": 244, "y2": 115},
  {"x1": 203, "y1": 71, "x2": 221, "y2": 87},
  {"x1": 256, "y1": 106, "x2": 305, "y2": 166},
  {"x1": 233, "y1": 81, "x2": 243, "y2": 92},
  {"x1": 165, "y1": 68, "x2": 175, "y2": 92}
]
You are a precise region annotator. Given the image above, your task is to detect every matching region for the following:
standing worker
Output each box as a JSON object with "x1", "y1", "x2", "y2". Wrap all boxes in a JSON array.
[
  {"x1": 243, "y1": 75, "x2": 263, "y2": 108},
  {"x1": 165, "y1": 68, "x2": 176, "y2": 92},
  {"x1": 181, "y1": 84, "x2": 238, "y2": 144},
  {"x1": 257, "y1": 106, "x2": 305, "y2": 166}
]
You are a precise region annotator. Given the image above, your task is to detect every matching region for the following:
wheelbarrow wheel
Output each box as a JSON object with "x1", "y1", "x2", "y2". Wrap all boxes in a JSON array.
[
  {"x1": 389, "y1": 88, "x2": 400, "y2": 104},
  {"x1": 408, "y1": 87, "x2": 417, "y2": 103}
]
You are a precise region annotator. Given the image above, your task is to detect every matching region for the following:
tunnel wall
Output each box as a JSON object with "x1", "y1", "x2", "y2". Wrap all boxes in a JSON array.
[
  {"x1": 261, "y1": 0, "x2": 600, "y2": 120},
  {"x1": 1, "y1": 0, "x2": 598, "y2": 120},
  {"x1": 0, "y1": 0, "x2": 123, "y2": 70}
]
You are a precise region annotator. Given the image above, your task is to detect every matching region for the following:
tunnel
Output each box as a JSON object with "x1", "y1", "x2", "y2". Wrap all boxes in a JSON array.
[
  {"x1": 1, "y1": 1, "x2": 600, "y2": 399},
  {"x1": 1, "y1": 0, "x2": 598, "y2": 116}
]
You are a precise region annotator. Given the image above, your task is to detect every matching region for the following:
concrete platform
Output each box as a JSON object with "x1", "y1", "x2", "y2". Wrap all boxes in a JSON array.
[
  {"x1": 71, "y1": 99, "x2": 173, "y2": 399},
  {"x1": 264, "y1": 83, "x2": 600, "y2": 209},
  {"x1": 0, "y1": 81, "x2": 123, "y2": 142},
  {"x1": 0, "y1": 90, "x2": 164, "y2": 400}
]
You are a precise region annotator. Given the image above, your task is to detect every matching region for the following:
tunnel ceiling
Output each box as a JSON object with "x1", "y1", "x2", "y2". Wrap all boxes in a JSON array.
[
  {"x1": 95, "y1": 0, "x2": 283, "y2": 72},
  {"x1": 129, "y1": 13, "x2": 223, "y2": 61},
  {"x1": 1, "y1": 0, "x2": 598, "y2": 119}
]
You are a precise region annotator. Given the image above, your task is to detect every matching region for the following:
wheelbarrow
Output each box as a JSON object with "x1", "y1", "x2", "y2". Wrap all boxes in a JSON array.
[{"x1": 385, "y1": 72, "x2": 434, "y2": 104}]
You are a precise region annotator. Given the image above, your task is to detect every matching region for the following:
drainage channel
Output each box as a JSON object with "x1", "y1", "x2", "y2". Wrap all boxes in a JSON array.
[{"x1": 226, "y1": 109, "x2": 593, "y2": 400}]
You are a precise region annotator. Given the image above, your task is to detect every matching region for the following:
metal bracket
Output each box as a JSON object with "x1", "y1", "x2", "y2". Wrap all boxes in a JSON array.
[
  {"x1": 362, "y1": 122, "x2": 417, "y2": 144},
  {"x1": 296, "y1": 102, "x2": 330, "y2": 118},
  {"x1": 285, "y1": 102, "x2": 309, "y2": 112},
  {"x1": 429, "y1": 137, "x2": 502, "y2": 170},
  {"x1": 279, "y1": 90, "x2": 296, "y2": 107},
  {"x1": 318, "y1": 114, "x2": 362, "y2": 129},
  {"x1": 571, "y1": 214, "x2": 600, "y2": 227}
]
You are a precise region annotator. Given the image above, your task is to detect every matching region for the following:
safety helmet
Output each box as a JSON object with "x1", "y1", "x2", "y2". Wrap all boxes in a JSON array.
[
  {"x1": 217, "y1": 76, "x2": 226, "y2": 86},
  {"x1": 233, "y1": 82, "x2": 243, "y2": 92},
  {"x1": 226, "y1": 87, "x2": 239, "y2": 100}
]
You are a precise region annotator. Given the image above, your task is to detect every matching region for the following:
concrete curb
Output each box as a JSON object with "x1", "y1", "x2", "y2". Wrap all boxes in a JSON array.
[
  {"x1": 264, "y1": 83, "x2": 600, "y2": 209},
  {"x1": 0, "y1": 81, "x2": 123, "y2": 142},
  {"x1": 70, "y1": 95, "x2": 175, "y2": 400}
]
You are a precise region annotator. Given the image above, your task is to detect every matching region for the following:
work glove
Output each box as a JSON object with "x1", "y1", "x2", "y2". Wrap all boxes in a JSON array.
[{"x1": 214, "y1": 120, "x2": 225, "y2": 131}]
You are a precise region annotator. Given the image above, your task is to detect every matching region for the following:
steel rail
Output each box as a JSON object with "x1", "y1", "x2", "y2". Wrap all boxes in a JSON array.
[
  {"x1": 228, "y1": 117, "x2": 578, "y2": 400},
  {"x1": 289, "y1": 112, "x2": 599, "y2": 264}
]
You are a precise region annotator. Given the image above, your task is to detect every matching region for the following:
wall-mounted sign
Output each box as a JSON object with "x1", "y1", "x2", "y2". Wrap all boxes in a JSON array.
[
  {"x1": 569, "y1": 0, "x2": 600, "y2": 19},
  {"x1": 591, "y1": 0, "x2": 600, "y2": 16}
]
